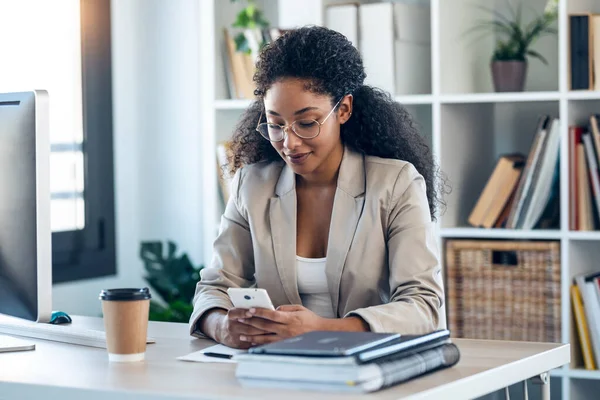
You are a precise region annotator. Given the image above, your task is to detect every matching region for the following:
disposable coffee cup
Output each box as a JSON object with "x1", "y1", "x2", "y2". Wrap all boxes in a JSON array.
[{"x1": 99, "y1": 288, "x2": 151, "y2": 362}]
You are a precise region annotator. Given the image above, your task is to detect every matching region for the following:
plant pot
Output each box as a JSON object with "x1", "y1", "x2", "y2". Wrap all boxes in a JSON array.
[{"x1": 491, "y1": 60, "x2": 527, "y2": 92}]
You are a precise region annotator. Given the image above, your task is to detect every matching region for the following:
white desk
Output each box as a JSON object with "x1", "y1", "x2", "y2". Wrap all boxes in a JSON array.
[{"x1": 0, "y1": 316, "x2": 569, "y2": 400}]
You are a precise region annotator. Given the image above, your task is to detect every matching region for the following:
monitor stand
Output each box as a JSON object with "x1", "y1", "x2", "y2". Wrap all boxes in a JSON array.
[{"x1": 0, "y1": 276, "x2": 34, "y2": 321}]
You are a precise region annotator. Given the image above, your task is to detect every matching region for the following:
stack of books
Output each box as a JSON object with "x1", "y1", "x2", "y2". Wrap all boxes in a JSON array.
[
  {"x1": 468, "y1": 116, "x2": 560, "y2": 230},
  {"x1": 570, "y1": 115, "x2": 600, "y2": 230},
  {"x1": 572, "y1": 273, "x2": 600, "y2": 370},
  {"x1": 233, "y1": 330, "x2": 459, "y2": 393}
]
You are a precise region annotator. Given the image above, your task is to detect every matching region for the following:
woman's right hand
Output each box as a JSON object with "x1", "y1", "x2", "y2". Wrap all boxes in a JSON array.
[{"x1": 213, "y1": 308, "x2": 271, "y2": 349}]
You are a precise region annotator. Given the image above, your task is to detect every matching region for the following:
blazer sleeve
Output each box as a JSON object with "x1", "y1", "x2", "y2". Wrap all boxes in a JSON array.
[
  {"x1": 345, "y1": 163, "x2": 444, "y2": 334},
  {"x1": 188, "y1": 168, "x2": 256, "y2": 338}
]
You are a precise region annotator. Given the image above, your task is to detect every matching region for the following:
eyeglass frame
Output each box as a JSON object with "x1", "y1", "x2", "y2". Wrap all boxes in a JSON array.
[{"x1": 255, "y1": 97, "x2": 344, "y2": 142}]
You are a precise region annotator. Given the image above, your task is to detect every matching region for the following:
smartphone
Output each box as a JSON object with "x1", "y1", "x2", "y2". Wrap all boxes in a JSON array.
[{"x1": 227, "y1": 288, "x2": 275, "y2": 311}]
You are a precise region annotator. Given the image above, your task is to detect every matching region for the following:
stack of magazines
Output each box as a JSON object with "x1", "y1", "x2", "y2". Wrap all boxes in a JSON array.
[{"x1": 233, "y1": 329, "x2": 460, "y2": 393}]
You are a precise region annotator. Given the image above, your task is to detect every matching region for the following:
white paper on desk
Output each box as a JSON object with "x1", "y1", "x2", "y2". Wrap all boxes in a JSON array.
[{"x1": 177, "y1": 344, "x2": 246, "y2": 363}]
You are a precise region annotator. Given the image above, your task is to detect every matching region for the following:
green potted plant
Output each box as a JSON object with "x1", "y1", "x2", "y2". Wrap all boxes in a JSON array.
[
  {"x1": 140, "y1": 241, "x2": 203, "y2": 323},
  {"x1": 230, "y1": 0, "x2": 270, "y2": 53},
  {"x1": 469, "y1": 0, "x2": 558, "y2": 92}
]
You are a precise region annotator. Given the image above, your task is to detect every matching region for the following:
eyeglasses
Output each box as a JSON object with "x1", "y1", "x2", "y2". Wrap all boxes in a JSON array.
[{"x1": 255, "y1": 97, "x2": 343, "y2": 142}]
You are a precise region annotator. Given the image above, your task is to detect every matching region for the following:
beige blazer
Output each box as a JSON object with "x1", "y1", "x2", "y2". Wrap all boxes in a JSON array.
[{"x1": 189, "y1": 145, "x2": 444, "y2": 337}]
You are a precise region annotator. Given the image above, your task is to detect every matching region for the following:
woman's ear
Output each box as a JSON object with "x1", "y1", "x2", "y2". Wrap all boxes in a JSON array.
[{"x1": 338, "y1": 94, "x2": 353, "y2": 124}]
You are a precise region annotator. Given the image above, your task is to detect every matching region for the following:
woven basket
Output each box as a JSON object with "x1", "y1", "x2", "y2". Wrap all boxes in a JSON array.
[{"x1": 445, "y1": 240, "x2": 561, "y2": 343}]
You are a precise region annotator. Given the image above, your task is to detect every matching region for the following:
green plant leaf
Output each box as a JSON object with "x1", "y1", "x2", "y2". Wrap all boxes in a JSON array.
[
  {"x1": 232, "y1": 9, "x2": 251, "y2": 28},
  {"x1": 149, "y1": 300, "x2": 193, "y2": 323},
  {"x1": 253, "y1": 9, "x2": 269, "y2": 28},
  {"x1": 523, "y1": 9, "x2": 558, "y2": 46},
  {"x1": 231, "y1": 1, "x2": 268, "y2": 29},
  {"x1": 492, "y1": 39, "x2": 525, "y2": 61},
  {"x1": 527, "y1": 49, "x2": 548, "y2": 65},
  {"x1": 246, "y1": 4, "x2": 256, "y2": 20},
  {"x1": 466, "y1": 0, "x2": 557, "y2": 64},
  {"x1": 470, "y1": 20, "x2": 514, "y2": 36},
  {"x1": 234, "y1": 32, "x2": 251, "y2": 53},
  {"x1": 140, "y1": 240, "x2": 204, "y2": 308},
  {"x1": 166, "y1": 241, "x2": 175, "y2": 257},
  {"x1": 140, "y1": 241, "x2": 164, "y2": 271}
]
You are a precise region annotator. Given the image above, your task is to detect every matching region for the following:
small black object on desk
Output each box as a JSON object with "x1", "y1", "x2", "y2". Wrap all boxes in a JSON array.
[
  {"x1": 49, "y1": 311, "x2": 72, "y2": 325},
  {"x1": 204, "y1": 352, "x2": 233, "y2": 359}
]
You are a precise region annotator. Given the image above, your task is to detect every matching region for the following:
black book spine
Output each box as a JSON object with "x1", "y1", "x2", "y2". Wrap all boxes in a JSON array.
[
  {"x1": 571, "y1": 15, "x2": 590, "y2": 90},
  {"x1": 582, "y1": 16, "x2": 590, "y2": 89},
  {"x1": 571, "y1": 16, "x2": 578, "y2": 89}
]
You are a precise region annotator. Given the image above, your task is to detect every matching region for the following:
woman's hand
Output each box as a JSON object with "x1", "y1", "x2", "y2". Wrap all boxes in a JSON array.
[
  {"x1": 214, "y1": 308, "x2": 273, "y2": 349},
  {"x1": 237, "y1": 304, "x2": 328, "y2": 345}
]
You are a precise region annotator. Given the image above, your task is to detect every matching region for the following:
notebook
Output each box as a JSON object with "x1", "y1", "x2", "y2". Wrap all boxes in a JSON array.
[
  {"x1": 0, "y1": 334, "x2": 35, "y2": 353},
  {"x1": 236, "y1": 342, "x2": 461, "y2": 393},
  {"x1": 356, "y1": 329, "x2": 450, "y2": 363},
  {"x1": 249, "y1": 331, "x2": 400, "y2": 357}
]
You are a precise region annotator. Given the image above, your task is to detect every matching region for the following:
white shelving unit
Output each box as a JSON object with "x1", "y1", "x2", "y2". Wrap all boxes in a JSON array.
[{"x1": 199, "y1": 1, "x2": 600, "y2": 398}]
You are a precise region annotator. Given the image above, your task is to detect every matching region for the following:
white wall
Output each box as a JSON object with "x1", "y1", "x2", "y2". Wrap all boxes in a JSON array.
[{"x1": 52, "y1": 0, "x2": 204, "y2": 316}]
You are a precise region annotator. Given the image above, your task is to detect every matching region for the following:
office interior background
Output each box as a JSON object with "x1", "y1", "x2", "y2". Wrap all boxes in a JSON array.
[{"x1": 2, "y1": 0, "x2": 600, "y2": 398}]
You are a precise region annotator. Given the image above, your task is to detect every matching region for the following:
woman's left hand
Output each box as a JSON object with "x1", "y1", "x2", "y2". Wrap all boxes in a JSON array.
[{"x1": 237, "y1": 304, "x2": 328, "y2": 345}]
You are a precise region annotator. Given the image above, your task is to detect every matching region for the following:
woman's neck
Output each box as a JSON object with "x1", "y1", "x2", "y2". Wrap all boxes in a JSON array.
[{"x1": 297, "y1": 145, "x2": 344, "y2": 188}]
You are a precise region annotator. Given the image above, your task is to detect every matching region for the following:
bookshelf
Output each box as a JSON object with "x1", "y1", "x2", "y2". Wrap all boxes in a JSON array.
[{"x1": 198, "y1": 0, "x2": 600, "y2": 398}]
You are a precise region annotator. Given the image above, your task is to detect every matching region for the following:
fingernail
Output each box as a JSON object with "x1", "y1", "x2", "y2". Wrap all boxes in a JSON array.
[
  {"x1": 245, "y1": 312, "x2": 252, "y2": 318},
  {"x1": 238, "y1": 318, "x2": 245, "y2": 323},
  {"x1": 249, "y1": 308, "x2": 256, "y2": 314},
  {"x1": 239, "y1": 335, "x2": 247, "y2": 341}
]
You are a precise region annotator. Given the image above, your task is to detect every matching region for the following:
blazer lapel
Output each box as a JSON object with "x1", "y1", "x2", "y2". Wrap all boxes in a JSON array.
[
  {"x1": 325, "y1": 147, "x2": 366, "y2": 316},
  {"x1": 270, "y1": 163, "x2": 303, "y2": 305}
]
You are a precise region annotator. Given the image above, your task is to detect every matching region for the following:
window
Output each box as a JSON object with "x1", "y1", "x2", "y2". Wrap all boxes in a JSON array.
[{"x1": 0, "y1": 0, "x2": 116, "y2": 282}]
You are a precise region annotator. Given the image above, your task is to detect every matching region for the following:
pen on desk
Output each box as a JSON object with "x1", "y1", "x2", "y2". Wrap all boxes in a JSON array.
[{"x1": 203, "y1": 352, "x2": 233, "y2": 359}]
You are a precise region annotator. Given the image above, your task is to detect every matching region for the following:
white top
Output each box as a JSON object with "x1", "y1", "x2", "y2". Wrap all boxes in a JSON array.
[{"x1": 296, "y1": 255, "x2": 336, "y2": 318}]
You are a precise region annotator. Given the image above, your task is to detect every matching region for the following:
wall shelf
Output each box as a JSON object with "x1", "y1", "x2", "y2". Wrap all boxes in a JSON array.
[
  {"x1": 440, "y1": 91, "x2": 561, "y2": 104},
  {"x1": 440, "y1": 228, "x2": 563, "y2": 240},
  {"x1": 568, "y1": 231, "x2": 600, "y2": 241},
  {"x1": 200, "y1": 1, "x2": 600, "y2": 398},
  {"x1": 567, "y1": 91, "x2": 600, "y2": 100}
]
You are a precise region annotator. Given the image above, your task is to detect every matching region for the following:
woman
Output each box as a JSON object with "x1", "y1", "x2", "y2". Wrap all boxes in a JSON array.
[{"x1": 189, "y1": 26, "x2": 446, "y2": 349}]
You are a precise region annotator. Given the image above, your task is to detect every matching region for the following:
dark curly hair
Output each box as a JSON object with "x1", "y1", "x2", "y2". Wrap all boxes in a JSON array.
[{"x1": 228, "y1": 25, "x2": 447, "y2": 220}]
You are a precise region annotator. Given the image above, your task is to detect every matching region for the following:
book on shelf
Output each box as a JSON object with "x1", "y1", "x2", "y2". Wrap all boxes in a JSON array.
[
  {"x1": 468, "y1": 116, "x2": 560, "y2": 230},
  {"x1": 571, "y1": 284, "x2": 596, "y2": 370},
  {"x1": 467, "y1": 154, "x2": 524, "y2": 228},
  {"x1": 573, "y1": 273, "x2": 600, "y2": 370},
  {"x1": 222, "y1": 27, "x2": 286, "y2": 100},
  {"x1": 520, "y1": 118, "x2": 561, "y2": 229},
  {"x1": 569, "y1": 13, "x2": 600, "y2": 91},
  {"x1": 570, "y1": 115, "x2": 600, "y2": 230},
  {"x1": 233, "y1": 330, "x2": 459, "y2": 393}
]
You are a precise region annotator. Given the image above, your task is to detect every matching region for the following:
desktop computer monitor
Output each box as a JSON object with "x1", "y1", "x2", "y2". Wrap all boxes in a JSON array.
[{"x1": 0, "y1": 90, "x2": 52, "y2": 323}]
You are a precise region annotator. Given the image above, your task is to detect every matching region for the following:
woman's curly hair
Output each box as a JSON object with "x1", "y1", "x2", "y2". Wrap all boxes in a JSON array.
[{"x1": 228, "y1": 25, "x2": 447, "y2": 220}]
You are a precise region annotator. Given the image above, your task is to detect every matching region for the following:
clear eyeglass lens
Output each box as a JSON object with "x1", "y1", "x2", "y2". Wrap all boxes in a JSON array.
[
  {"x1": 257, "y1": 119, "x2": 320, "y2": 141},
  {"x1": 257, "y1": 123, "x2": 280, "y2": 141},
  {"x1": 292, "y1": 119, "x2": 319, "y2": 138}
]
